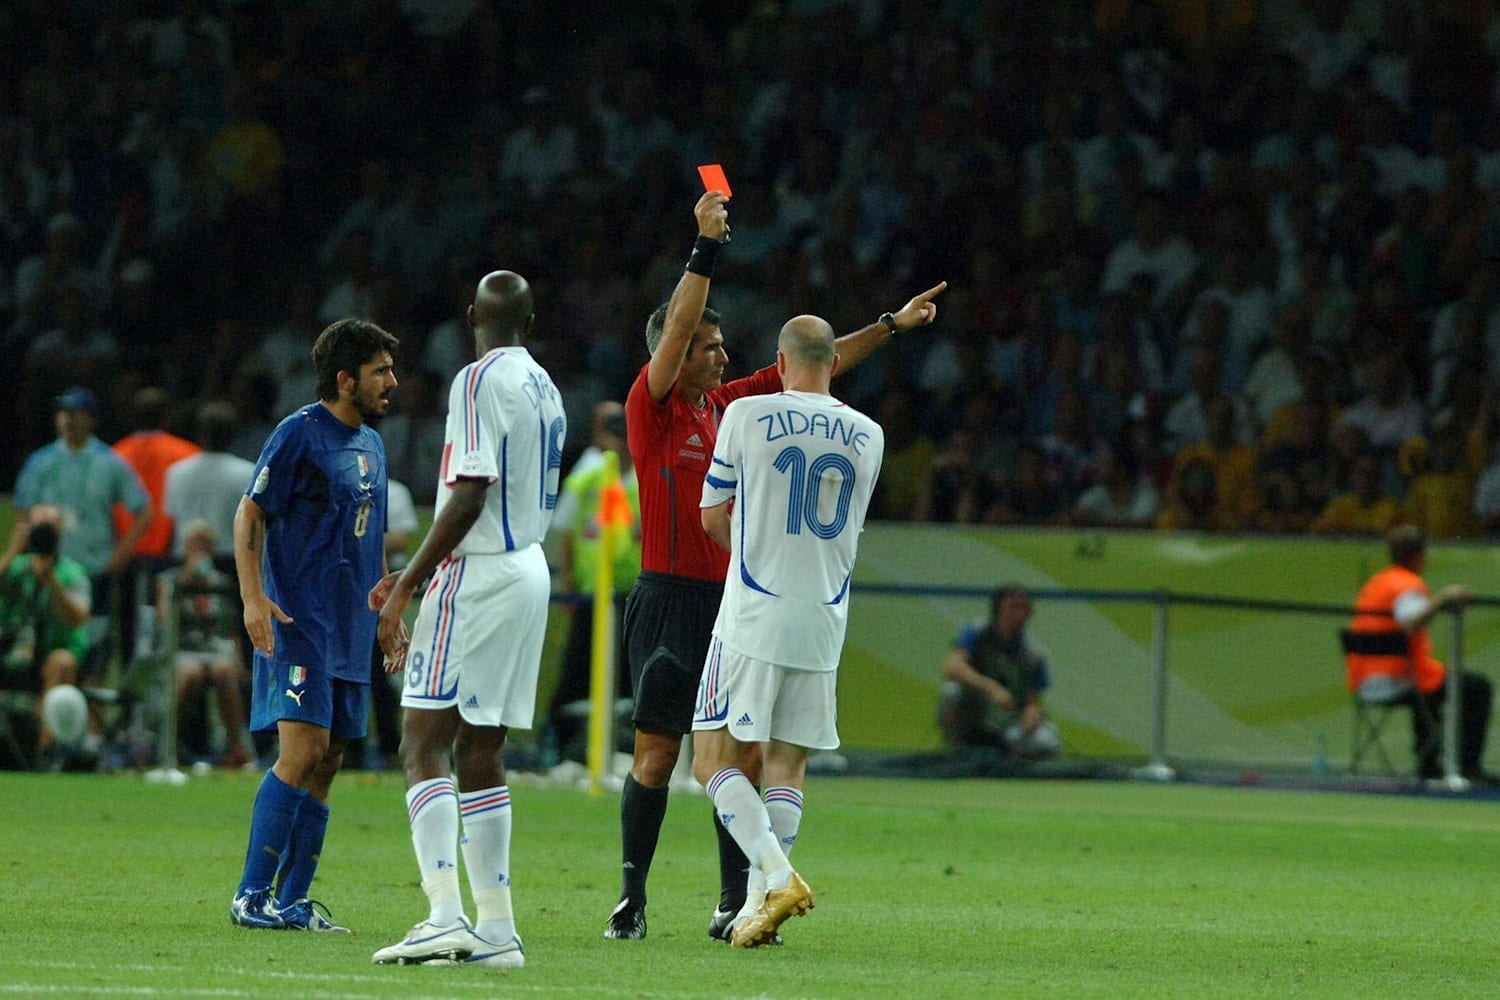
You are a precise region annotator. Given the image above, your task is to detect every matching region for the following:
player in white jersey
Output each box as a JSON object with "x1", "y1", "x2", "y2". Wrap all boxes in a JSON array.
[
  {"x1": 691, "y1": 313, "x2": 893, "y2": 949},
  {"x1": 368, "y1": 271, "x2": 565, "y2": 970}
]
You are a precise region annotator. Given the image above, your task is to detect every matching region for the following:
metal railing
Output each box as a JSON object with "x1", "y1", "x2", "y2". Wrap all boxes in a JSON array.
[{"x1": 851, "y1": 582, "x2": 1492, "y2": 788}]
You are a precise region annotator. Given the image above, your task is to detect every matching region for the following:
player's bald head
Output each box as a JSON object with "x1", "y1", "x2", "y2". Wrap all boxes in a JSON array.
[
  {"x1": 777, "y1": 315, "x2": 836, "y2": 367},
  {"x1": 471, "y1": 270, "x2": 533, "y2": 350}
]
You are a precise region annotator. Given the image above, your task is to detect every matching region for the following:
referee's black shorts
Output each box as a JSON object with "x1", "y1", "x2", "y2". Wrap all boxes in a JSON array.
[{"x1": 622, "y1": 570, "x2": 723, "y2": 734}]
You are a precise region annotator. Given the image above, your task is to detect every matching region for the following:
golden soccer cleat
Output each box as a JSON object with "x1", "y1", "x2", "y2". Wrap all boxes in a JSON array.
[{"x1": 730, "y1": 873, "x2": 814, "y2": 948}]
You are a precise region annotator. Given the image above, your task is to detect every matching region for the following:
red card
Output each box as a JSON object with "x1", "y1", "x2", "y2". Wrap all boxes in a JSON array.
[{"x1": 697, "y1": 163, "x2": 732, "y2": 198}]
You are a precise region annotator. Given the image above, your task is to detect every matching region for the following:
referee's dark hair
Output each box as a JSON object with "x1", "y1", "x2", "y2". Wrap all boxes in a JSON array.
[{"x1": 645, "y1": 302, "x2": 721, "y2": 354}]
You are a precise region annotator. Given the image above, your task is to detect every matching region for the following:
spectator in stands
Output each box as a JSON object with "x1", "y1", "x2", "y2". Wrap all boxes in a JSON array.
[
  {"x1": 1068, "y1": 441, "x2": 1160, "y2": 529},
  {"x1": 1400, "y1": 428, "x2": 1480, "y2": 541},
  {"x1": 937, "y1": 584, "x2": 1061, "y2": 760},
  {"x1": 1255, "y1": 463, "x2": 1320, "y2": 535},
  {"x1": 499, "y1": 86, "x2": 578, "y2": 203},
  {"x1": 12, "y1": 2, "x2": 1500, "y2": 541},
  {"x1": 162, "y1": 399, "x2": 258, "y2": 733},
  {"x1": 986, "y1": 440, "x2": 1068, "y2": 527},
  {"x1": 317, "y1": 158, "x2": 397, "y2": 268},
  {"x1": 249, "y1": 282, "x2": 322, "y2": 416},
  {"x1": 1179, "y1": 246, "x2": 1274, "y2": 386},
  {"x1": 1335, "y1": 350, "x2": 1426, "y2": 454},
  {"x1": 1312, "y1": 451, "x2": 1400, "y2": 537},
  {"x1": 226, "y1": 372, "x2": 279, "y2": 462},
  {"x1": 1346, "y1": 525, "x2": 1491, "y2": 781},
  {"x1": 1039, "y1": 389, "x2": 1106, "y2": 499},
  {"x1": 0, "y1": 507, "x2": 91, "y2": 765},
  {"x1": 1099, "y1": 191, "x2": 1199, "y2": 314},
  {"x1": 163, "y1": 402, "x2": 254, "y2": 563},
  {"x1": 1243, "y1": 301, "x2": 1311, "y2": 431},
  {"x1": 113, "y1": 386, "x2": 201, "y2": 659},
  {"x1": 1155, "y1": 454, "x2": 1220, "y2": 532},
  {"x1": 1163, "y1": 344, "x2": 1254, "y2": 452},
  {"x1": 161, "y1": 519, "x2": 248, "y2": 769},
  {"x1": 869, "y1": 394, "x2": 934, "y2": 521},
  {"x1": 1165, "y1": 394, "x2": 1261, "y2": 531},
  {"x1": 915, "y1": 427, "x2": 982, "y2": 524},
  {"x1": 12, "y1": 212, "x2": 103, "y2": 340},
  {"x1": 1077, "y1": 91, "x2": 1160, "y2": 198},
  {"x1": 316, "y1": 230, "x2": 378, "y2": 327},
  {"x1": 372, "y1": 166, "x2": 463, "y2": 323},
  {"x1": 14, "y1": 387, "x2": 152, "y2": 668}
]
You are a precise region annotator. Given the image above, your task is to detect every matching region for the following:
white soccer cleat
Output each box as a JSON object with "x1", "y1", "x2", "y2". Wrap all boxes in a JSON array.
[
  {"x1": 372, "y1": 917, "x2": 476, "y2": 965},
  {"x1": 464, "y1": 932, "x2": 525, "y2": 969}
]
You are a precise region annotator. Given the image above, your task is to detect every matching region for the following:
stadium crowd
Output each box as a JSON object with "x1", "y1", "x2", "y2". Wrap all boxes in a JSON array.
[{"x1": 7, "y1": 0, "x2": 1500, "y2": 542}]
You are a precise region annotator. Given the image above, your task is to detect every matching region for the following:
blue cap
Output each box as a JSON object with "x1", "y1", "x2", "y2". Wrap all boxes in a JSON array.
[{"x1": 54, "y1": 387, "x2": 98, "y2": 414}]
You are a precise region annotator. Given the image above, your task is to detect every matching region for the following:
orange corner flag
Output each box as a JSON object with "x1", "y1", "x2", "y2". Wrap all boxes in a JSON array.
[{"x1": 600, "y1": 478, "x2": 631, "y2": 529}]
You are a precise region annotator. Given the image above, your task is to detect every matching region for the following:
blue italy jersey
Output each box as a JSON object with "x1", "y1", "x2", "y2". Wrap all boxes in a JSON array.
[{"x1": 246, "y1": 403, "x2": 387, "y2": 682}]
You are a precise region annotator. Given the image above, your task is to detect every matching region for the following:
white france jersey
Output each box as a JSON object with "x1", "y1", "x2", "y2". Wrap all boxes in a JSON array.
[
  {"x1": 437, "y1": 345, "x2": 566, "y2": 554},
  {"x1": 701, "y1": 390, "x2": 883, "y2": 671}
]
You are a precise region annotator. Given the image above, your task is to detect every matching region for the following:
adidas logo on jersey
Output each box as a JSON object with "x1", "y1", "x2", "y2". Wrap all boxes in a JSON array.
[
  {"x1": 686, "y1": 433, "x2": 704, "y2": 447},
  {"x1": 735, "y1": 712, "x2": 753, "y2": 727}
]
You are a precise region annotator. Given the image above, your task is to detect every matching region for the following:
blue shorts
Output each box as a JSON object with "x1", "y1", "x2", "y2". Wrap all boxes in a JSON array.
[{"x1": 249, "y1": 658, "x2": 369, "y2": 740}]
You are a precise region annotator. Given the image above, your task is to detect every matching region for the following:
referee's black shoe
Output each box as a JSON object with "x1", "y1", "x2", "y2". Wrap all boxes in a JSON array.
[
  {"x1": 603, "y1": 899, "x2": 646, "y2": 940},
  {"x1": 709, "y1": 906, "x2": 781, "y2": 945}
]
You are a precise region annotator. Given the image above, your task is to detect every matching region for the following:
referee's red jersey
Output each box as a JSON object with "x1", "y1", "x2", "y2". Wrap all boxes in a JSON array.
[{"x1": 625, "y1": 361, "x2": 782, "y2": 580}]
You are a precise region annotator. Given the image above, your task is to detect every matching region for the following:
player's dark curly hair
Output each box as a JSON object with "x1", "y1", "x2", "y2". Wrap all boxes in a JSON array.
[
  {"x1": 645, "y1": 302, "x2": 720, "y2": 354},
  {"x1": 312, "y1": 318, "x2": 399, "y2": 401}
]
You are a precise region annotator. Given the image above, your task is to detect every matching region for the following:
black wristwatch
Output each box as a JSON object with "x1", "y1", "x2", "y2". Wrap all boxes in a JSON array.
[{"x1": 878, "y1": 312, "x2": 898, "y2": 334}]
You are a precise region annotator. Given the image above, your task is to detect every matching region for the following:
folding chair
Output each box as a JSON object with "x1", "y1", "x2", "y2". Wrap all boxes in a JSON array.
[{"x1": 1340, "y1": 628, "x2": 1439, "y2": 777}]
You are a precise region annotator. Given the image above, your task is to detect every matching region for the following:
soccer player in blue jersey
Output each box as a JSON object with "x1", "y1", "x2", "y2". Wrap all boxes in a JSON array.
[
  {"x1": 229, "y1": 318, "x2": 399, "y2": 932},
  {"x1": 369, "y1": 270, "x2": 565, "y2": 970},
  {"x1": 691, "y1": 314, "x2": 897, "y2": 948}
]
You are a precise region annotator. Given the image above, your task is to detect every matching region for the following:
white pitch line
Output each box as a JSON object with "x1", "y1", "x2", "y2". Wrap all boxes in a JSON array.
[{"x1": 7, "y1": 962, "x2": 759, "y2": 1000}]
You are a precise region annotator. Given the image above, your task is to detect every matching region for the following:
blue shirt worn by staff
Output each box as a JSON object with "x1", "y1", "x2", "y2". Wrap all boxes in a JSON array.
[
  {"x1": 14, "y1": 438, "x2": 149, "y2": 577},
  {"x1": 246, "y1": 403, "x2": 387, "y2": 683}
]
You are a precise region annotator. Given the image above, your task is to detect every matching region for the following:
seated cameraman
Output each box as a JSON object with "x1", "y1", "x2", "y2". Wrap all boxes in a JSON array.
[{"x1": 0, "y1": 506, "x2": 92, "y2": 764}]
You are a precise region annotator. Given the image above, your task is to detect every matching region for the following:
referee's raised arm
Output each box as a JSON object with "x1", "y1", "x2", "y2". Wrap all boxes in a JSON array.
[{"x1": 646, "y1": 191, "x2": 730, "y2": 403}]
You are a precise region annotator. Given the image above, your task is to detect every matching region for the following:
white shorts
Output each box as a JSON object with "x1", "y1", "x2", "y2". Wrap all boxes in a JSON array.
[
  {"x1": 401, "y1": 546, "x2": 549, "y2": 729},
  {"x1": 691, "y1": 636, "x2": 839, "y2": 750},
  {"x1": 176, "y1": 637, "x2": 236, "y2": 670}
]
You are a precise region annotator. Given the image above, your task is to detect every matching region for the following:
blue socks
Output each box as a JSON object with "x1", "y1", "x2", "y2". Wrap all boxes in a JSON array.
[
  {"x1": 237, "y1": 770, "x2": 306, "y2": 896},
  {"x1": 276, "y1": 796, "x2": 330, "y2": 903}
]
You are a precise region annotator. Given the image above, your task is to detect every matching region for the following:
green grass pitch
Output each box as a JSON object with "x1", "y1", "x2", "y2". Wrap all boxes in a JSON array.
[{"x1": 4, "y1": 770, "x2": 1498, "y2": 998}]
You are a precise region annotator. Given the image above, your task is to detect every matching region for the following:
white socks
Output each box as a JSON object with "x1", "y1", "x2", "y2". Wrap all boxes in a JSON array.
[
  {"x1": 706, "y1": 767, "x2": 790, "y2": 888},
  {"x1": 406, "y1": 778, "x2": 464, "y2": 927},
  {"x1": 460, "y1": 785, "x2": 515, "y2": 943}
]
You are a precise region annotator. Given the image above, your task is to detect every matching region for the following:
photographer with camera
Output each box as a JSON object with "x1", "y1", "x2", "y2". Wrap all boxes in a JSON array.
[{"x1": 0, "y1": 505, "x2": 92, "y2": 766}]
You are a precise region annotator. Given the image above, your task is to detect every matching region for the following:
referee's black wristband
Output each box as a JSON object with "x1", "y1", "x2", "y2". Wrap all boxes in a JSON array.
[{"x1": 686, "y1": 235, "x2": 721, "y2": 277}]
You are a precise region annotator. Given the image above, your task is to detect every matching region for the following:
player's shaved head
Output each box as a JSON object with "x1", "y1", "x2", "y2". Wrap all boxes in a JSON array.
[
  {"x1": 777, "y1": 315, "x2": 836, "y2": 367},
  {"x1": 470, "y1": 270, "x2": 533, "y2": 352}
]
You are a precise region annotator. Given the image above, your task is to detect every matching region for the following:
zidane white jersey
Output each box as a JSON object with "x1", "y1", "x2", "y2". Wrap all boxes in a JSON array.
[
  {"x1": 701, "y1": 390, "x2": 883, "y2": 670},
  {"x1": 436, "y1": 345, "x2": 566, "y2": 555}
]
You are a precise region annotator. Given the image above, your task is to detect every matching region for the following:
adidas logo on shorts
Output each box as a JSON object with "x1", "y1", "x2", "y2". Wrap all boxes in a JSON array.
[
  {"x1": 465, "y1": 695, "x2": 479, "y2": 709},
  {"x1": 735, "y1": 712, "x2": 753, "y2": 726}
]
